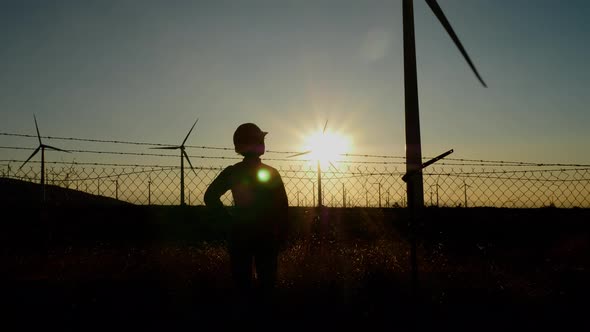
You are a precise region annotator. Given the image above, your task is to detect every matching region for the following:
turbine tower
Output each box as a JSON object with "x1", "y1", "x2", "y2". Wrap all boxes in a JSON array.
[
  {"x1": 403, "y1": 0, "x2": 486, "y2": 210},
  {"x1": 151, "y1": 118, "x2": 198, "y2": 206},
  {"x1": 19, "y1": 115, "x2": 70, "y2": 202}
]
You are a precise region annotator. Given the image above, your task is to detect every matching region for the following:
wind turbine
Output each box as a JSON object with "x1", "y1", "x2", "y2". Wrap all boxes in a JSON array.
[
  {"x1": 289, "y1": 120, "x2": 336, "y2": 209},
  {"x1": 403, "y1": 0, "x2": 486, "y2": 210},
  {"x1": 19, "y1": 115, "x2": 70, "y2": 201},
  {"x1": 150, "y1": 118, "x2": 198, "y2": 206}
]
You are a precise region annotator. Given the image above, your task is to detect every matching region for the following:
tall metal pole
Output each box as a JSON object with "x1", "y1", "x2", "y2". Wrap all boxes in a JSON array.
[
  {"x1": 403, "y1": 2, "x2": 423, "y2": 320},
  {"x1": 403, "y1": 0, "x2": 424, "y2": 210},
  {"x1": 342, "y1": 183, "x2": 346, "y2": 208}
]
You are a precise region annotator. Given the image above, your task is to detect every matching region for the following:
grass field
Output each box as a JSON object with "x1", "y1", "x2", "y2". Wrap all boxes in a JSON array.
[{"x1": 1, "y1": 205, "x2": 589, "y2": 330}]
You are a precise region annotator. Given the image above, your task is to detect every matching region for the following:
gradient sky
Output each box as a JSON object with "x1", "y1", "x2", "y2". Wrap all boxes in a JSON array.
[{"x1": 1, "y1": 0, "x2": 589, "y2": 165}]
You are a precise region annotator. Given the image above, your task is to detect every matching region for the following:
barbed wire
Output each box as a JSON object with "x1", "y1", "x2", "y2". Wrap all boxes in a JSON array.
[
  {"x1": 3, "y1": 158, "x2": 590, "y2": 183},
  {"x1": 448, "y1": 174, "x2": 590, "y2": 182},
  {"x1": 0, "y1": 146, "x2": 454, "y2": 166},
  {"x1": 0, "y1": 132, "x2": 298, "y2": 154},
  {"x1": 428, "y1": 167, "x2": 590, "y2": 175},
  {"x1": 3, "y1": 144, "x2": 590, "y2": 168},
  {"x1": 0, "y1": 159, "x2": 187, "y2": 168},
  {"x1": 4, "y1": 131, "x2": 590, "y2": 167}
]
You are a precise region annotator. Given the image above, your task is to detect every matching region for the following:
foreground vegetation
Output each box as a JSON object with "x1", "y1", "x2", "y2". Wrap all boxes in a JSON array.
[{"x1": 1, "y1": 206, "x2": 588, "y2": 329}]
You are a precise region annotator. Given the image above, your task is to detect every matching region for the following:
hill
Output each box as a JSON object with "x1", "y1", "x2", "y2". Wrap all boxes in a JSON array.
[{"x1": 0, "y1": 177, "x2": 132, "y2": 208}]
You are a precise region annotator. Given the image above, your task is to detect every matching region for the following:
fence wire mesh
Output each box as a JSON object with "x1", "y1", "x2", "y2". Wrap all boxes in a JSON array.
[
  {"x1": 2, "y1": 131, "x2": 588, "y2": 208},
  {"x1": 3, "y1": 161, "x2": 589, "y2": 208}
]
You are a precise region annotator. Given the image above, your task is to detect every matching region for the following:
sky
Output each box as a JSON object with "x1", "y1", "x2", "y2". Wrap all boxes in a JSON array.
[{"x1": 1, "y1": 0, "x2": 589, "y2": 166}]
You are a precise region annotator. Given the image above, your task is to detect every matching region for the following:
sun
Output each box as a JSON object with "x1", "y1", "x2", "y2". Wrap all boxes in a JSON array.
[{"x1": 303, "y1": 130, "x2": 351, "y2": 167}]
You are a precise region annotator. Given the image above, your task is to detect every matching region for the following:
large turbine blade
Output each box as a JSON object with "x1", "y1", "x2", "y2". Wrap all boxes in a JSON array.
[
  {"x1": 328, "y1": 161, "x2": 338, "y2": 171},
  {"x1": 288, "y1": 150, "x2": 312, "y2": 158},
  {"x1": 402, "y1": 148, "x2": 454, "y2": 182},
  {"x1": 19, "y1": 146, "x2": 40, "y2": 170},
  {"x1": 33, "y1": 114, "x2": 42, "y2": 144},
  {"x1": 421, "y1": 148, "x2": 453, "y2": 169},
  {"x1": 425, "y1": 0, "x2": 487, "y2": 87},
  {"x1": 322, "y1": 120, "x2": 329, "y2": 134},
  {"x1": 182, "y1": 150, "x2": 195, "y2": 171},
  {"x1": 43, "y1": 144, "x2": 70, "y2": 153},
  {"x1": 182, "y1": 118, "x2": 199, "y2": 146},
  {"x1": 150, "y1": 146, "x2": 180, "y2": 150}
]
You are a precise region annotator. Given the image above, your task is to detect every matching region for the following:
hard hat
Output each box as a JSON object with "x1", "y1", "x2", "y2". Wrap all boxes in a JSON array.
[{"x1": 233, "y1": 123, "x2": 268, "y2": 155}]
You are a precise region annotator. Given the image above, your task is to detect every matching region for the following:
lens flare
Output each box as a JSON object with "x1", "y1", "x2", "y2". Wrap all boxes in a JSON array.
[{"x1": 257, "y1": 168, "x2": 271, "y2": 182}]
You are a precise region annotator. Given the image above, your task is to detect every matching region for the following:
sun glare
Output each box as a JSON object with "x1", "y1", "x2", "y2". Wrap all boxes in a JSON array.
[{"x1": 303, "y1": 131, "x2": 351, "y2": 167}]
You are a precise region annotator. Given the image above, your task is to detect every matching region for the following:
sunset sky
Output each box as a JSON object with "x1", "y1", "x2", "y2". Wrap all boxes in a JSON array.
[{"x1": 1, "y1": 0, "x2": 589, "y2": 166}]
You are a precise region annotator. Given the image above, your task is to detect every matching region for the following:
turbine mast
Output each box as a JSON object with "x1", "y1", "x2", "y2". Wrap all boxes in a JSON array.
[
  {"x1": 317, "y1": 160, "x2": 322, "y2": 208},
  {"x1": 180, "y1": 150, "x2": 185, "y2": 206},
  {"x1": 41, "y1": 146, "x2": 45, "y2": 202},
  {"x1": 403, "y1": 0, "x2": 424, "y2": 210}
]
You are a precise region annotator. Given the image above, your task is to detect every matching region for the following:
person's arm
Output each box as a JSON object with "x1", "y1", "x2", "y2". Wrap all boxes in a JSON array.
[{"x1": 204, "y1": 166, "x2": 232, "y2": 219}]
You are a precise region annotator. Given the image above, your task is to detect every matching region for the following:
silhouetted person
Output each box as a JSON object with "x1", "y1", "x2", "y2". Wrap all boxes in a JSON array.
[{"x1": 204, "y1": 123, "x2": 288, "y2": 302}]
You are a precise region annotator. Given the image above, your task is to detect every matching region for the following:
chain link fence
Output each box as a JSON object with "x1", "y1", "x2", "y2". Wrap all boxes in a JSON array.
[{"x1": 3, "y1": 161, "x2": 589, "y2": 208}]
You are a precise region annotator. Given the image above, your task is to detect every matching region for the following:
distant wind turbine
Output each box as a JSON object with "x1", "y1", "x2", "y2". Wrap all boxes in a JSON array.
[
  {"x1": 150, "y1": 118, "x2": 198, "y2": 206},
  {"x1": 403, "y1": 0, "x2": 486, "y2": 210},
  {"x1": 19, "y1": 115, "x2": 70, "y2": 201}
]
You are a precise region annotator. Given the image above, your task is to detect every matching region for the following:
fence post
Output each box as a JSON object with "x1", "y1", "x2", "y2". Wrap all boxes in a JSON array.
[{"x1": 148, "y1": 178, "x2": 151, "y2": 205}]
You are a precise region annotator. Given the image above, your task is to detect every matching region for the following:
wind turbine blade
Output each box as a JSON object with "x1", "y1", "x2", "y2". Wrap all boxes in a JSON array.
[
  {"x1": 150, "y1": 146, "x2": 180, "y2": 150},
  {"x1": 328, "y1": 161, "x2": 338, "y2": 171},
  {"x1": 33, "y1": 114, "x2": 42, "y2": 144},
  {"x1": 422, "y1": 148, "x2": 453, "y2": 169},
  {"x1": 322, "y1": 119, "x2": 329, "y2": 134},
  {"x1": 182, "y1": 150, "x2": 195, "y2": 170},
  {"x1": 19, "y1": 146, "x2": 40, "y2": 170},
  {"x1": 182, "y1": 118, "x2": 199, "y2": 146},
  {"x1": 43, "y1": 144, "x2": 71, "y2": 153},
  {"x1": 288, "y1": 150, "x2": 312, "y2": 158},
  {"x1": 425, "y1": 0, "x2": 487, "y2": 87}
]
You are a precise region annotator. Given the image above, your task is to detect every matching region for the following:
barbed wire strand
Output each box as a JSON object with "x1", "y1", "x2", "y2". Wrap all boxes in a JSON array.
[{"x1": 4, "y1": 132, "x2": 590, "y2": 167}]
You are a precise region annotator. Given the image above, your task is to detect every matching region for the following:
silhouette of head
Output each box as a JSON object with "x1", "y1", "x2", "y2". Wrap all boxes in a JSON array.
[{"x1": 233, "y1": 123, "x2": 268, "y2": 157}]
